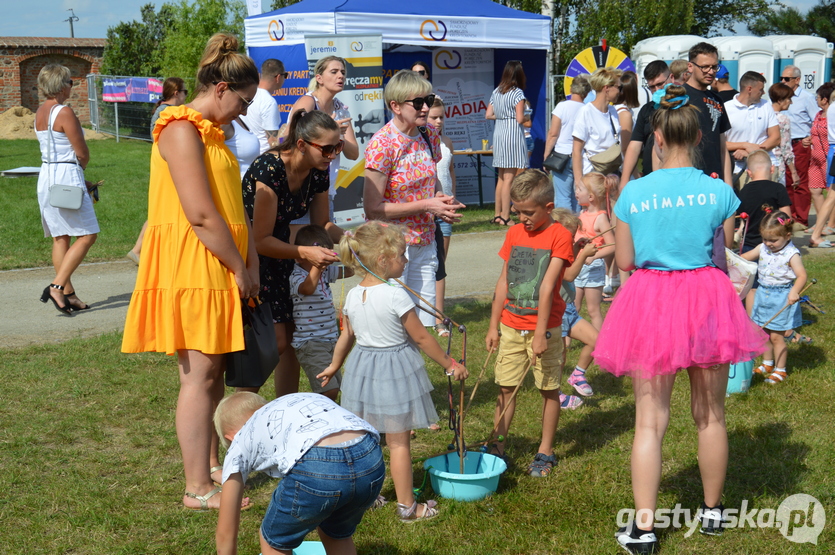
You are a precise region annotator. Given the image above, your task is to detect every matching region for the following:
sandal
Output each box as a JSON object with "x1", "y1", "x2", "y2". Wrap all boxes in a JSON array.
[
  {"x1": 397, "y1": 500, "x2": 439, "y2": 523},
  {"x1": 753, "y1": 363, "x2": 773, "y2": 376},
  {"x1": 786, "y1": 331, "x2": 813, "y2": 345},
  {"x1": 765, "y1": 370, "x2": 787, "y2": 384},
  {"x1": 63, "y1": 290, "x2": 90, "y2": 310},
  {"x1": 809, "y1": 239, "x2": 833, "y2": 248},
  {"x1": 488, "y1": 443, "x2": 510, "y2": 464},
  {"x1": 210, "y1": 465, "x2": 223, "y2": 486},
  {"x1": 559, "y1": 393, "x2": 583, "y2": 410},
  {"x1": 184, "y1": 487, "x2": 253, "y2": 511},
  {"x1": 370, "y1": 495, "x2": 388, "y2": 510},
  {"x1": 184, "y1": 486, "x2": 222, "y2": 511},
  {"x1": 527, "y1": 452, "x2": 557, "y2": 477},
  {"x1": 433, "y1": 323, "x2": 450, "y2": 337},
  {"x1": 567, "y1": 369, "x2": 594, "y2": 396},
  {"x1": 40, "y1": 284, "x2": 73, "y2": 315}
]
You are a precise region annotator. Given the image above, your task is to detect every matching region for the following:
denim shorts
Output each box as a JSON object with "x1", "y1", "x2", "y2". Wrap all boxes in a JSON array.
[
  {"x1": 561, "y1": 302, "x2": 582, "y2": 337},
  {"x1": 261, "y1": 433, "x2": 385, "y2": 550},
  {"x1": 575, "y1": 258, "x2": 606, "y2": 288}
]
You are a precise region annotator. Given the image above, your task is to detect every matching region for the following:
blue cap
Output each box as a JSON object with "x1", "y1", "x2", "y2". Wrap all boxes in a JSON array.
[{"x1": 716, "y1": 64, "x2": 729, "y2": 80}]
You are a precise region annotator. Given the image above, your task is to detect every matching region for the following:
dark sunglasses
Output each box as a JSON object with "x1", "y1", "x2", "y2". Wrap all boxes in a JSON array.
[
  {"x1": 280, "y1": 72, "x2": 289, "y2": 79},
  {"x1": 402, "y1": 94, "x2": 437, "y2": 111},
  {"x1": 781, "y1": 76, "x2": 794, "y2": 82},
  {"x1": 304, "y1": 139, "x2": 344, "y2": 157},
  {"x1": 66, "y1": 79, "x2": 74, "y2": 87},
  {"x1": 179, "y1": 89, "x2": 188, "y2": 95},
  {"x1": 416, "y1": 69, "x2": 427, "y2": 76}
]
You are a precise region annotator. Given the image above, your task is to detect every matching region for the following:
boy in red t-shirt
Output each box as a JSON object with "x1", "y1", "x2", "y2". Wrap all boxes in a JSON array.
[{"x1": 485, "y1": 169, "x2": 574, "y2": 477}]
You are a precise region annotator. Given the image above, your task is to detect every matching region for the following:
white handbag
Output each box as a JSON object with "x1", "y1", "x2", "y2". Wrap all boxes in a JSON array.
[{"x1": 46, "y1": 104, "x2": 84, "y2": 210}]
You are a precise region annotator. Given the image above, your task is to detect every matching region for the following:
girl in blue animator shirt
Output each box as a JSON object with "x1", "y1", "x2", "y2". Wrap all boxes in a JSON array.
[{"x1": 592, "y1": 84, "x2": 768, "y2": 555}]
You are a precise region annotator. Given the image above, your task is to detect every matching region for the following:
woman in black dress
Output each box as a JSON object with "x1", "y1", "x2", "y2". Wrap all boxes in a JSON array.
[{"x1": 243, "y1": 110, "x2": 343, "y2": 396}]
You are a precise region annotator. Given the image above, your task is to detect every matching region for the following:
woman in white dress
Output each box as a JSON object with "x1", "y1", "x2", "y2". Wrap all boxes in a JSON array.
[{"x1": 35, "y1": 63, "x2": 99, "y2": 315}]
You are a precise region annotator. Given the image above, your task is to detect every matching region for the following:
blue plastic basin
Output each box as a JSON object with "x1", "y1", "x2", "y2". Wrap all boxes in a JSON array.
[{"x1": 423, "y1": 452, "x2": 507, "y2": 501}]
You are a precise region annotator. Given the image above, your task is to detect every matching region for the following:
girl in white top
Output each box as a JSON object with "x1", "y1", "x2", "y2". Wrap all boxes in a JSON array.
[
  {"x1": 572, "y1": 67, "x2": 623, "y2": 178},
  {"x1": 318, "y1": 221, "x2": 468, "y2": 522},
  {"x1": 290, "y1": 56, "x2": 359, "y2": 225},
  {"x1": 742, "y1": 208, "x2": 807, "y2": 385}
]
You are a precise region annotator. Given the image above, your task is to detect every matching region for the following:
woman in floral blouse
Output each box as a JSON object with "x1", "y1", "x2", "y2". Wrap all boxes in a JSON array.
[
  {"x1": 363, "y1": 70, "x2": 464, "y2": 326},
  {"x1": 768, "y1": 83, "x2": 799, "y2": 186}
]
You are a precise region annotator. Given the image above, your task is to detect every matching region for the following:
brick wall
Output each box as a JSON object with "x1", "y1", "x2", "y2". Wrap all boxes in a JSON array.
[{"x1": 0, "y1": 37, "x2": 105, "y2": 124}]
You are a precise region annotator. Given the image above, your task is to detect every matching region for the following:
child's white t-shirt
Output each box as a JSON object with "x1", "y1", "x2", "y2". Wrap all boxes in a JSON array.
[
  {"x1": 222, "y1": 393, "x2": 378, "y2": 484},
  {"x1": 343, "y1": 282, "x2": 415, "y2": 348},
  {"x1": 572, "y1": 102, "x2": 621, "y2": 174},
  {"x1": 289, "y1": 264, "x2": 341, "y2": 348}
]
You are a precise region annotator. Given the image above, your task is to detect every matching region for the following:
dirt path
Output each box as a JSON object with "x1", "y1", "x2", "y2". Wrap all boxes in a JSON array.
[{"x1": 1, "y1": 230, "x2": 508, "y2": 349}]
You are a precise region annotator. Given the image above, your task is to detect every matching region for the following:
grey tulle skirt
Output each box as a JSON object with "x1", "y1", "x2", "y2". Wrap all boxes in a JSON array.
[{"x1": 341, "y1": 342, "x2": 438, "y2": 434}]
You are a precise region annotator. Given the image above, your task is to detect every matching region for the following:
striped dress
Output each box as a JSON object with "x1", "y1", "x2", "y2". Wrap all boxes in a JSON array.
[{"x1": 490, "y1": 86, "x2": 528, "y2": 169}]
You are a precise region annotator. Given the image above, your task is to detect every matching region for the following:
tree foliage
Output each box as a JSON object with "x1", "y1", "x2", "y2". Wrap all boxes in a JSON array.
[
  {"x1": 160, "y1": 0, "x2": 247, "y2": 89},
  {"x1": 101, "y1": 0, "x2": 245, "y2": 84},
  {"x1": 749, "y1": 1, "x2": 835, "y2": 44},
  {"x1": 101, "y1": 3, "x2": 174, "y2": 76}
]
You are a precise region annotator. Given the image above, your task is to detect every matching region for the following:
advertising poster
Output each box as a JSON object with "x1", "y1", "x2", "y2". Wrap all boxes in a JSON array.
[
  {"x1": 304, "y1": 34, "x2": 385, "y2": 226},
  {"x1": 431, "y1": 48, "x2": 495, "y2": 205},
  {"x1": 102, "y1": 78, "x2": 163, "y2": 103}
]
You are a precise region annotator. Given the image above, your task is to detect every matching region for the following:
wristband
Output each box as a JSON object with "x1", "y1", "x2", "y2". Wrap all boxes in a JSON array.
[{"x1": 445, "y1": 360, "x2": 456, "y2": 376}]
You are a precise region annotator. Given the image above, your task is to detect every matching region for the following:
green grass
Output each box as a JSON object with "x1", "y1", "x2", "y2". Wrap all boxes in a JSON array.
[
  {"x1": 0, "y1": 138, "x2": 152, "y2": 270},
  {"x1": 0, "y1": 138, "x2": 501, "y2": 269},
  {"x1": 2, "y1": 257, "x2": 834, "y2": 553}
]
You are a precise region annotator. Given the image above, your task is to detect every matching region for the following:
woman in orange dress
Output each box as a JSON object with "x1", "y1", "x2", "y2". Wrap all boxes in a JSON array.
[{"x1": 122, "y1": 33, "x2": 259, "y2": 511}]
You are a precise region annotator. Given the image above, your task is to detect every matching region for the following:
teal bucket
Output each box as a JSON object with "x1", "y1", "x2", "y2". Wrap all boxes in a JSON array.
[
  {"x1": 727, "y1": 360, "x2": 754, "y2": 394},
  {"x1": 289, "y1": 542, "x2": 325, "y2": 555},
  {"x1": 423, "y1": 452, "x2": 507, "y2": 501}
]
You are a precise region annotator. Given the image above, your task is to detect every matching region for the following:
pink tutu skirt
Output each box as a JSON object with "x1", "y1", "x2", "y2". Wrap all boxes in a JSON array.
[{"x1": 593, "y1": 267, "x2": 767, "y2": 379}]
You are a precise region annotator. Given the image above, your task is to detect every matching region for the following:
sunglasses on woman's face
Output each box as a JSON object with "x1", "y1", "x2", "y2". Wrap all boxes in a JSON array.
[
  {"x1": 304, "y1": 139, "x2": 344, "y2": 157},
  {"x1": 415, "y1": 69, "x2": 427, "y2": 76},
  {"x1": 402, "y1": 94, "x2": 436, "y2": 111}
]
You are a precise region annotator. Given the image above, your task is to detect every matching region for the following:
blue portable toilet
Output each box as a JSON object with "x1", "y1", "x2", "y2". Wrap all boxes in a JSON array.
[
  {"x1": 767, "y1": 35, "x2": 833, "y2": 93},
  {"x1": 631, "y1": 35, "x2": 704, "y2": 85},
  {"x1": 708, "y1": 36, "x2": 775, "y2": 87}
]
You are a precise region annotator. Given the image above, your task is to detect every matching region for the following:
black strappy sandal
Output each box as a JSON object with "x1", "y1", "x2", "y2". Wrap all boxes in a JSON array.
[
  {"x1": 40, "y1": 283, "x2": 74, "y2": 315},
  {"x1": 63, "y1": 290, "x2": 91, "y2": 310}
]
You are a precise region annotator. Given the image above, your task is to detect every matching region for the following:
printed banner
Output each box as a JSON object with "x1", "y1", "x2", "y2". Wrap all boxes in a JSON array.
[
  {"x1": 246, "y1": 0, "x2": 261, "y2": 17},
  {"x1": 304, "y1": 34, "x2": 385, "y2": 227},
  {"x1": 431, "y1": 48, "x2": 495, "y2": 205},
  {"x1": 101, "y1": 78, "x2": 163, "y2": 103}
]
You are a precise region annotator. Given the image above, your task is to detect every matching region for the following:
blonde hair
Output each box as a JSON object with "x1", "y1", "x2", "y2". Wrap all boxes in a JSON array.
[
  {"x1": 195, "y1": 33, "x2": 259, "y2": 94},
  {"x1": 38, "y1": 64, "x2": 71, "y2": 98},
  {"x1": 670, "y1": 59, "x2": 690, "y2": 80},
  {"x1": 308, "y1": 56, "x2": 347, "y2": 93},
  {"x1": 510, "y1": 169, "x2": 554, "y2": 206},
  {"x1": 384, "y1": 70, "x2": 432, "y2": 107},
  {"x1": 746, "y1": 149, "x2": 773, "y2": 175},
  {"x1": 214, "y1": 392, "x2": 267, "y2": 449},
  {"x1": 551, "y1": 208, "x2": 581, "y2": 236},
  {"x1": 589, "y1": 67, "x2": 623, "y2": 93},
  {"x1": 338, "y1": 221, "x2": 406, "y2": 279},
  {"x1": 581, "y1": 172, "x2": 607, "y2": 201}
]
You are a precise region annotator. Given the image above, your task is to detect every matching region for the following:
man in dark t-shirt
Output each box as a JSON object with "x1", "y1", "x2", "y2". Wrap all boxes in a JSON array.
[
  {"x1": 620, "y1": 60, "x2": 670, "y2": 189},
  {"x1": 684, "y1": 43, "x2": 732, "y2": 184},
  {"x1": 713, "y1": 64, "x2": 738, "y2": 103}
]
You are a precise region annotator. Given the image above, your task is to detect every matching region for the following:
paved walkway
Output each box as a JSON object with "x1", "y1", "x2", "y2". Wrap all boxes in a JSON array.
[{"x1": 1, "y1": 230, "x2": 508, "y2": 349}]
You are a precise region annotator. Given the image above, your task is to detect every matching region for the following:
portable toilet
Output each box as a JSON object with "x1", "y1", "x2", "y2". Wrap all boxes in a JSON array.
[
  {"x1": 708, "y1": 36, "x2": 775, "y2": 88},
  {"x1": 631, "y1": 35, "x2": 704, "y2": 85},
  {"x1": 767, "y1": 35, "x2": 833, "y2": 92}
]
